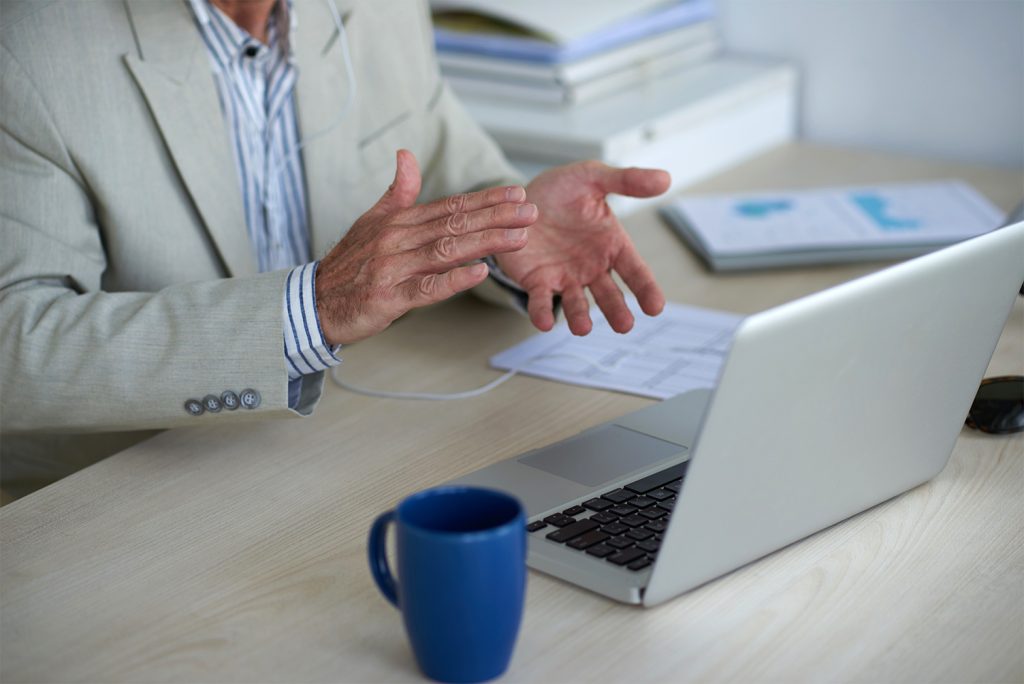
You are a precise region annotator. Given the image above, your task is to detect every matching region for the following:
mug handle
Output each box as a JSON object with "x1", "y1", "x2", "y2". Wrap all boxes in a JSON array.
[{"x1": 368, "y1": 510, "x2": 399, "y2": 607}]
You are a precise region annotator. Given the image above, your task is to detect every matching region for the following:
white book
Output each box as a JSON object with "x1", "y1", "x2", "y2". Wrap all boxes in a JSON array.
[
  {"x1": 659, "y1": 181, "x2": 1006, "y2": 270},
  {"x1": 437, "y1": 22, "x2": 717, "y2": 87},
  {"x1": 444, "y1": 38, "x2": 719, "y2": 107}
]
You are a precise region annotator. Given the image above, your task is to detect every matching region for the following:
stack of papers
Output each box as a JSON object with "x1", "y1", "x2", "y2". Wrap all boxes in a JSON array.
[
  {"x1": 660, "y1": 180, "x2": 1005, "y2": 270},
  {"x1": 491, "y1": 302, "x2": 743, "y2": 399}
]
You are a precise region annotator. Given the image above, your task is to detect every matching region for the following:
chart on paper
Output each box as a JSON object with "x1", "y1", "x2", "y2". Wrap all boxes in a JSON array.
[{"x1": 490, "y1": 302, "x2": 743, "y2": 399}]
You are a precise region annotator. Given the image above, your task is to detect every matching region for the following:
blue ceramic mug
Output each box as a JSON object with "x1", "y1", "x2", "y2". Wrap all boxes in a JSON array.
[{"x1": 368, "y1": 486, "x2": 527, "y2": 683}]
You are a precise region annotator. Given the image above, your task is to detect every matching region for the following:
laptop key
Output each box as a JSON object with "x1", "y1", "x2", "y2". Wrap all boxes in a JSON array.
[
  {"x1": 585, "y1": 543, "x2": 616, "y2": 558},
  {"x1": 636, "y1": 539, "x2": 660, "y2": 553},
  {"x1": 562, "y1": 505, "x2": 586, "y2": 517},
  {"x1": 647, "y1": 488, "x2": 673, "y2": 501},
  {"x1": 620, "y1": 514, "x2": 648, "y2": 528},
  {"x1": 583, "y1": 498, "x2": 613, "y2": 512},
  {"x1": 526, "y1": 521, "x2": 548, "y2": 533},
  {"x1": 624, "y1": 461, "x2": 689, "y2": 494},
  {"x1": 567, "y1": 530, "x2": 610, "y2": 550},
  {"x1": 638, "y1": 508, "x2": 665, "y2": 520},
  {"x1": 601, "y1": 522, "x2": 629, "y2": 536},
  {"x1": 627, "y1": 557, "x2": 653, "y2": 571},
  {"x1": 606, "y1": 535, "x2": 634, "y2": 549},
  {"x1": 627, "y1": 496, "x2": 657, "y2": 509},
  {"x1": 589, "y1": 511, "x2": 618, "y2": 525},
  {"x1": 645, "y1": 520, "x2": 668, "y2": 533},
  {"x1": 657, "y1": 500, "x2": 675, "y2": 513},
  {"x1": 543, "y1": 513, "x2": 576, "y2": 527},
  {"x1": 609, "y1": 505, "x2": 637, "y2": 517},
  {"x1": 545, "y1": 519, "x2": 599, "y2": 543},
  {"x1": 665, "y1": 480, "x2": 683, "y2": 493},
  {"x1": 601, "y1": 489, "x2": 634, "y2": 504},
  {"x1": 626, "y1": 528, "x2": 654, "y2": 541},
  {"x1": 607, "y1": 547, "x2": 646, "y2": 566}
]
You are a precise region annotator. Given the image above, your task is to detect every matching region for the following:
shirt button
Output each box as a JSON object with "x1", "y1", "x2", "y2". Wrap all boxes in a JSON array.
[
  {"x1": 221, "y1": 390, "x2": 240, "y2": 411},
  {"x1": 239, "y1": 388, "x2": 261, "y2": 410},
  {"x1": 184, "y1": 399, "x2": 204, "y2": 417},
  {"x1": 203, "y1": 394, "x2": 222, "y2": 413}
]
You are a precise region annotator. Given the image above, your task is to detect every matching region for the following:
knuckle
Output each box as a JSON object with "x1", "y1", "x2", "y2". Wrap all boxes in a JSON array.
[
  {"x1": 432, "y1": 236, "x2": 458, "y2": 261},
  {"x1": 445, "y1": 211, "x2": 467, "y2": 236},
  {"x1": 417, "y1": 273, "x2": 440, "y2": 297},
  {"x1": 445, "y1": 193, "x2": 467, "y2": 214}
]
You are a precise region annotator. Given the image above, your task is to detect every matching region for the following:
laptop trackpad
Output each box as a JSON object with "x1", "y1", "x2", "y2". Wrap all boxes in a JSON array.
[{"x1": 518, "y1": 425, "x2": 685, "y2": 487}]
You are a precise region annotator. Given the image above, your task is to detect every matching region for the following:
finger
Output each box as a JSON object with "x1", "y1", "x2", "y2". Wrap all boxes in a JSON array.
[
  {"x1": 613, "y1": 246, "x2": 665, "y2": 317},
  {"x1": 586, "y1": 162, "x2": 671, "y2": 199},
  {"x1": 369, "y1": 149, "x2": 422, "y2": 217},
  {"x1": 398, "y1": 184, "x2": 527, "y2": 224},
  {"x1": 409, "y1": 227, "x2": 529, "y2": 273},
  {"x1": 562, "y1": 285, "x2": 592, "y2": 336},
  {"x1": 391, "y1": 201, "x2": 537, "y2": 251},
  {"x1": 403, "y1": 262, "x2": 490, "y2": 308},
  {"x1": 589, "y1": 273, "x2": 634, "y2": 334},
  {"x1": 526, "y1": 286, "x2": 556, "y2": 332}
]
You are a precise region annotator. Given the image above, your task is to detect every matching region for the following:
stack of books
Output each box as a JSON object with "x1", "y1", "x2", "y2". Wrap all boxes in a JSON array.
[
  {"x1": 432, "y1": 0, "x2": 719, "y2": 107},
  {"x1": 431, "y1": 0, "x2": 799, "y2": 215}
]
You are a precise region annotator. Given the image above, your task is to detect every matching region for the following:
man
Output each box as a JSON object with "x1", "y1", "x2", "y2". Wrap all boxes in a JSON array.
[{"x1": 0, "y1": 0, "x2": 670, "y2": 499}]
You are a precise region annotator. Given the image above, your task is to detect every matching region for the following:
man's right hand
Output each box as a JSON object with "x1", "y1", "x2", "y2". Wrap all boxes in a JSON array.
[{"x1": 315, "y1": 150, "x2": 537, "y2": 345}]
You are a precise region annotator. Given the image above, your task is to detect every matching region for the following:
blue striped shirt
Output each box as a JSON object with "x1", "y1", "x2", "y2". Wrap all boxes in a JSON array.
[{"x1": 189, "y1": 0, "x2": 340, "y2": 406}]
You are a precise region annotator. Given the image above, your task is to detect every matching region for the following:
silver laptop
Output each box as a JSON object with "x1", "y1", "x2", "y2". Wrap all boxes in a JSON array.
[{"x1": 450, "y1": 221, "x2": 1024, "y2": 607}]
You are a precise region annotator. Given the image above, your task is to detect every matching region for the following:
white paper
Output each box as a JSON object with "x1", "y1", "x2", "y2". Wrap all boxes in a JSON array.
[
  {"x1": 490, "y1": 302, "x2": 742, "y2": 399},
  {"x1": 672, "y1": 180, "x2": 1004, "y2": 256}
]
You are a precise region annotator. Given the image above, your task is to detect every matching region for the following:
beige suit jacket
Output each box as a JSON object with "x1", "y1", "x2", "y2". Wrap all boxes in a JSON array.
[{"x1": 0, "y1": 0, "x2": 521, "y2": 497}]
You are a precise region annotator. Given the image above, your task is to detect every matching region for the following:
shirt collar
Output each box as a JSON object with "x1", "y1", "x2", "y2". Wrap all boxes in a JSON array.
[{"x1": 187, "y1": 0, "x2": 294, "y2": 68}]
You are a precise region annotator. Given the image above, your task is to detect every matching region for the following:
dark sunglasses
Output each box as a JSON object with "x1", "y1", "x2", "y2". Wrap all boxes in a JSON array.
[{"x1": 965, "y1": 376, "x2": 1024, "y2": 435}]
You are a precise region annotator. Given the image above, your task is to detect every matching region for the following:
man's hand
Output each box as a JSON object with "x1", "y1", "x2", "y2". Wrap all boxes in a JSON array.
[
  {"x1": 315, "y1": 150, "x2": 537, "y2": 345},
  {"x1": 494, "y1": 161, "x2": 671, "y2": 335}
]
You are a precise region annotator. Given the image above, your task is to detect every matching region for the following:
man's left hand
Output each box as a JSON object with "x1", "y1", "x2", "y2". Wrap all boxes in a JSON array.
[{"x1": 494, "y1": 161, "x2": 671, "y2": 335}]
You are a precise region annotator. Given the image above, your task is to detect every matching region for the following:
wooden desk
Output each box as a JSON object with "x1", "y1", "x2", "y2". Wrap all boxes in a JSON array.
[{"x1": 2, "y1": 144, "x2": 1022, "y2": 683}]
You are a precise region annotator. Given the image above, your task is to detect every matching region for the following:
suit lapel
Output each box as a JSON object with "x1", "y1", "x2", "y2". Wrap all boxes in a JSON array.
[
  {"x1": 123, "y1": 0, "x2": 255, "y2": 277},
  {"x1": 292, "y1": 0, "x2": 360, "y2": 260}
]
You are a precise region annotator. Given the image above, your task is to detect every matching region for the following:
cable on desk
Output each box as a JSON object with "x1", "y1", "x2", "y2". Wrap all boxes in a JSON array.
[
  {"x1": 330, "y1": 366, "x2": 519, "y2": 400},
  {"x1": 328, "y1": 352, "x2": 632, "y2": 401}
]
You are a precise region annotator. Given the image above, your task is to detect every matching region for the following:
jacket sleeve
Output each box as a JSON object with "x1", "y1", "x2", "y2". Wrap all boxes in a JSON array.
[{"x1": 0, "y1": 43, "x2": 318, "y2": 435}]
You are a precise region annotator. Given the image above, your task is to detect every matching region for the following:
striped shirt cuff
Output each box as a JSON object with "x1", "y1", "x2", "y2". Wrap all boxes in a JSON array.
[{"x1": 283, "y1": 261, "x2": 342, "y2": 381}]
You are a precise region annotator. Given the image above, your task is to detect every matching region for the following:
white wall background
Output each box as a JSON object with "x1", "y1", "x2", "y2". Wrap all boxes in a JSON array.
[{"x1": 716, "y1": 0, "x2": 1024, "y2": 169}]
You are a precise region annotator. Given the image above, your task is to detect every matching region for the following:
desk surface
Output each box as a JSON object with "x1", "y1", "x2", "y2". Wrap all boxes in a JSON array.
[{"x1": 2, "y1": 144, "x2": 1022, "y2": 683}]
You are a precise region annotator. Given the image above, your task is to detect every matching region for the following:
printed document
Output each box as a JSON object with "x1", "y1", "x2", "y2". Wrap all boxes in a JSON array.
[{"x1": 491, "y1": 302, "x2": 742, "y2": 399}]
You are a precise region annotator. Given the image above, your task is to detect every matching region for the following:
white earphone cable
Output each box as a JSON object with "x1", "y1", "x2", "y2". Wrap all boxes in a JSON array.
[{"x1": 329, "y1": 352, "x2": 639, "y2": 401}]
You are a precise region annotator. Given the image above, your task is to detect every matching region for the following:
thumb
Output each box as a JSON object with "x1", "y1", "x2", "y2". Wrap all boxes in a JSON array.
[
  {"x1": 588, "y1": 162, "x2": 671, "y2": 199},
  {"x1": 373, "y1": 149, "x2": 422, "y2": 215}
]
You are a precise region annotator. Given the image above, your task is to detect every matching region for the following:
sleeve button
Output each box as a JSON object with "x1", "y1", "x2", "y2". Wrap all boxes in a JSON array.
[
  {"x1": 203, "y1": 394, "x2": 222, "y2": 413},
  {"x1": 239, "y1": 388, "x2": 261, "y2": 409},
  {"x1": 221, "y1": 390, "x2": 240, "y2": 410},
  {"x1": 184, "y1": 399, "x2": 204, "y2": 416}
]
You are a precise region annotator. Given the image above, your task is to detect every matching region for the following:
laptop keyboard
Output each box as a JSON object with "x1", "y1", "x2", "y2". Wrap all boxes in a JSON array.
[{"x1": 525, "y1": 460, "x2": 689, "y2": 572}]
